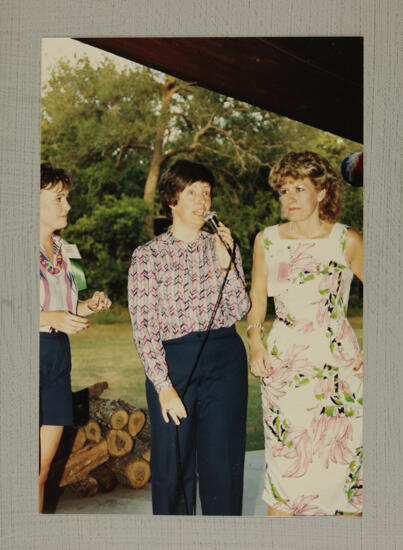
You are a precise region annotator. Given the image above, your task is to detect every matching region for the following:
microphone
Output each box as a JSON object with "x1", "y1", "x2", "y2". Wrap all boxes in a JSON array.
[
  {"x1": 204, "y1": 210, "x2": 233, "y2": 256},
  {"x1": 203, "y1": 210, "x2": 220, "y2": 232},
  {"x1": 341, "y1": 152, "x2": 363, "y2": 187}
]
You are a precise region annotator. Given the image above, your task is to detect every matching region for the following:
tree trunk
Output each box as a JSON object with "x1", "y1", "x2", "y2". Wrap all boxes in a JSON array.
[
  {"x1": 143, "y1": 76, "x2": 177, "y2": 234},
  {"x1": 142, "y1": 448, "x2": 151, "y2": 462},
  {"x1": 57, "y1": 439, "x2": 109, "y2": 487},
  {"x1": 84, "y1": 420, "x2": 102, "y2": 443},
  {"x1": 50, "y1": 383, "x2": 152, "y2": 497},
  {"x1": 67, "y1": 476, "x2": 98, "y2": 498},
  {"x1": 127, "y1": 409, "x2": 146, "y2": 437},
  {"x1": 89, "y1": 398, "x2": 130, "y2": 430},
  {"x1": 105, "y1": 429, "x2": 134, "y2": 457},
  {"x1": 71, "y1": 427, "x2": 87, "y2": 452},
  {"x1": 90, "y1": 464, "x2": 118, "y2": 493},
  {"x1": 108, "y1": 440, "x2": 151, "y2": 489},
  {"x1": 88, "y1": 381, "x2": 109, "y2": 398},
  {"x1": 134, "y1": 412, "x2": 151, "y2": 444}
]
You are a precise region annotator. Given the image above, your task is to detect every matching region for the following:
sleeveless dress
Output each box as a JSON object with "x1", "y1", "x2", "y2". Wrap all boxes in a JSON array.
[{"x1": 261, "y1": 223, "x2": 363, "y2": 515}]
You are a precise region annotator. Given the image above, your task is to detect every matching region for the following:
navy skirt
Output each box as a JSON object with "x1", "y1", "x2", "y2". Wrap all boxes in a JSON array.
[{"x1": 40, "y1": 332, "x2": 73, "y2": 426}]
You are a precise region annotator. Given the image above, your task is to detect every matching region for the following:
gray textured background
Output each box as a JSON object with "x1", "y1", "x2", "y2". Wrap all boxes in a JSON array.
[{"x1": 1, "y1": 1, "x2": 402, "y2": 549}]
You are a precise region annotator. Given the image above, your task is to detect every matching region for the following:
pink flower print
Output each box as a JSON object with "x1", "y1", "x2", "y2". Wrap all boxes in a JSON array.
[
  {"x1": 263, "y1": 344, "x2": 316, "y2": 410},
  {"x1": 262, "y1": 367, "x2": 290, "y2": 411},
  {"x1": 316, "y1": 301, "x2": 330, "y2": 327},
  {"x1": 289, "y1": 494, "x2": 327, "y2": 515},
  {"x1": 314, "y1": 377, "x2": 352, "y2": 399},
  {"x1": 316, "y1": 273, "x2": 340, "y2": 327},
  {"x1": 331, "y1": 320, "x2": 360, "y2": 366},
  {"x1": 277, "y1": 261, "x2": 291, "y2": 283},
  {"x1": 319, "y1": 273, "x2": 340, "y2": 294},
  {"x1": 284, "y1": 344, "x2": 317, "y2": 378},
  {"x1": 272, "y1": 427, "x2": 313, "y2": 478},
  {"x1": 293, "y1": 319, "x2": 315, "y2": 334},
  {"x1": 289, "y1": 242, "x2": 318, "y2": 274},
  {"x1": 312, "y1": 415, "x2": 356, "y2": 468},
  {"x1": 349, "y1": 478, "x2": 363, "y2": 510},
  {"x1": 273, "y1": 494, "x2": 326, "y2": 516}
]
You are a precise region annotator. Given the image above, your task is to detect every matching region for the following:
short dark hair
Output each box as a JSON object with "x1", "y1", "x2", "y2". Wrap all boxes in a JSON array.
[
  {"x1": 41, "y1": 162, "x2": 72, "y2": 190},
  {"x1": 158, "y1": 159, "x2": 216, "y2": 217},
  {"x1": 268, "y1": 151, "x2": 342, "y2": 222}
]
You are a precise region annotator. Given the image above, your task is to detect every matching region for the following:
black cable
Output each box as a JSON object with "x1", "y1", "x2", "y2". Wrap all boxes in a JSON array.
[
  {"x1": 174, "y1": 241, "x2": 250, "y2": 515},
  {"x1": 180, "y1": 244, "x2": 236, "y2": 401}
]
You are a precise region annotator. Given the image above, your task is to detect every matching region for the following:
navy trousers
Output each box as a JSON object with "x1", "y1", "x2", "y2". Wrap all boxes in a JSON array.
[{"x1": 146, "y1": 325, "x2": 248, "y2": 515}]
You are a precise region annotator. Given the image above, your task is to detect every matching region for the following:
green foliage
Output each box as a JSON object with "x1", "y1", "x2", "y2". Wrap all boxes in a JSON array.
[
  {"x1": 42, "y1": 56, "x2": 363, "y2": 309},
  {"x1": 62, "y1": 194, "x2": 151, "y2": 302}
]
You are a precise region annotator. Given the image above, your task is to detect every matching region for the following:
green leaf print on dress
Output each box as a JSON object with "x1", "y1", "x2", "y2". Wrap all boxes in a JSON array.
[
  {"x1": 344, "y1": 447, "x2": 363, "y2": 510},
  {"x1": 261, "y1": 223, "x2": 362, "y2": 514},
  {"x1": 314, "y1": 371, "x2": 363, "y2": 418}
]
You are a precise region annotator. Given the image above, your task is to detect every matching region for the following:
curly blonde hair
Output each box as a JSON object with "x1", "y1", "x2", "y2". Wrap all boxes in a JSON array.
[{"x1": 268, "y1": 151, "x2": 342, "y2": 222}]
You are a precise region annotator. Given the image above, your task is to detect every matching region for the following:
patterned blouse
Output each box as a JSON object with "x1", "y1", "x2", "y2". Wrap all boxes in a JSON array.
[
  {"x1": 40, "y1": 235, "x2": 78, "y2": 332},
  {"x1": 128, "y1": 229, "x2": 250, "y2": 393}
]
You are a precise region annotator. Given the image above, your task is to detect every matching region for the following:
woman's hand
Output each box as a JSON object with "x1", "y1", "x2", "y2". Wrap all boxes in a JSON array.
[
  {"x1": 247, "y1": 231, "x2": 270, "y2": 378},
  {"x1": 214, "y1": 222, "x2": 234, "y2": 270},
  {"x1": 249, "y1": 341, "x2": 273, "y2": 378},
  {"x1": 87, "y1": 291, "x2": 112, "y2": 313},
  {"x1": 353, "y1": 349, "x2": 363, "y2": 380},
  {"x1": 158, "y1": 386, "x2": 187, "y2": 425},
  {"x1": 78, "y1": 291, "x2": 112, "y2": 316},
  {"x1": 40, "y1": 311, "x2": 89, "y2": 334}
]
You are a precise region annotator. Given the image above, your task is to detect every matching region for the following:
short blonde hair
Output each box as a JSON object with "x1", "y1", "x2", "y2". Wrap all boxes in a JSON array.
[{"x1": 269, "y1": 151, "x2": 342, "y2": 222}]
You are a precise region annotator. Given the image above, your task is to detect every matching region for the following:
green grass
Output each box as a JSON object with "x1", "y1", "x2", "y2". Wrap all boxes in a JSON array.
[{"x1": 70, "y1": 317, "x2": 363, "y2": 452}]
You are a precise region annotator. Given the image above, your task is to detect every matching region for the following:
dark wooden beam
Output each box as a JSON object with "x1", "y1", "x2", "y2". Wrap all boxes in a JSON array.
[{"x1": 76, "y1": 37, "x2": 362, "y2": 143}]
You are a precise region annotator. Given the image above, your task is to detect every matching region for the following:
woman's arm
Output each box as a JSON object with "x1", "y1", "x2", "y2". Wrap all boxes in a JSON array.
[
  {"x1": 214, "y1": 225, "x2": 250, "y2": 319},
  {"x1": 128, "y1": 246, "x2": 186, "y2": 425},
  {"x1": 345, "y1": 228, "x2": 363, "y2": 283},
  {"x1": 345, "y1": 227, "x2": 364, "y2": 375},
  {"x1": 40, "y1": 310, "x2": 89, "y2": 334},
  {"x1": 247, "y1": 232, "x2": 272, "y2": 378}
]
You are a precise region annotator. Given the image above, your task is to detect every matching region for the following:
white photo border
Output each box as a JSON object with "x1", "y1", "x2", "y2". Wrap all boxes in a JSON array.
[{"x1": 0, "y1": 1, "x2": 402, "y2": 549}]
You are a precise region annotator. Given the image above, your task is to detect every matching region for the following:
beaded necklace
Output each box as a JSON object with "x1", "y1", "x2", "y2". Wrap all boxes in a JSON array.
[{"x1": 40, "y1": 238, "x2": 63, "y2": 275}]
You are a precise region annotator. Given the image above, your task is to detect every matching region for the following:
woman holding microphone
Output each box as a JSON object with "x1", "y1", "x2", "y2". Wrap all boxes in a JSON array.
[{"x1": 128, "y1": 159, "x2": 250, "y2": 515}]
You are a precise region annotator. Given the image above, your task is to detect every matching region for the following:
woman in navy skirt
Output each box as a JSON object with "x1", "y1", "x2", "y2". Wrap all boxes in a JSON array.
[
  {"x1": 39, "y1": 163, "x2": 111, "y2": 513},
  {"x1": 128, "y1": 160, "x2": 250, "y2": 515}
]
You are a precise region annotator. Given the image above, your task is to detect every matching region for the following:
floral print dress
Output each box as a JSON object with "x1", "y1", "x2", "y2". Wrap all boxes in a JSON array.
[{"x1": 261, "y1": 223, "x2": 363, "y2": 515}]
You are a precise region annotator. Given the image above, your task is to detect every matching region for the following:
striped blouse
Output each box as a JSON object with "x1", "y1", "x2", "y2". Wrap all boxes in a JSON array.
[
  {"x1": 128, "y1": 229, "x2": 250, "y2": 393},
  {"x1": 40, "y1": 235, "x2": 78, "y2": 332}
]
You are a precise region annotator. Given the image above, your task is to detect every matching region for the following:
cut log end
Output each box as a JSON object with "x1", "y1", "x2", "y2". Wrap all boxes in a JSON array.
[
  {"x1": 106, "y1": 429, "x2": 133, "y2": 457},
  {"x1": 84, "y1": 420, "x2": 102, "y2": 443},
  {"x1": 127, "y1": 410, "x2": 146, "y2": 437},
  {"x1": 125, "y1": 458, "x2": 151, "y2": 489},
  {"x1": 110, "y1": 409, "x2": 129, "y2": 430}
]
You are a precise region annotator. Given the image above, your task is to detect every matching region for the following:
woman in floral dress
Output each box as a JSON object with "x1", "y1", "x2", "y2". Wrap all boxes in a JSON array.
[{"x1": 247, "y1": 151, "x2": 363, "y2": 516}]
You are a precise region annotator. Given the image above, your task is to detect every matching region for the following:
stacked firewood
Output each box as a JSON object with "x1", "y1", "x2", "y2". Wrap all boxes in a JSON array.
[{"x1": 49, "y1": 382, "x2": 151, "y2": 497}]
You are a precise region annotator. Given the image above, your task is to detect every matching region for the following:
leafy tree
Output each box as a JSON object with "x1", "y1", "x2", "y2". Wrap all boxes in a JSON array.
[
  {"x1": 42, "y1": 56, "x2": 363, "y2": 308},
  {"x1": 62, "y1": 195, "x2": 151, "y2": 302}
]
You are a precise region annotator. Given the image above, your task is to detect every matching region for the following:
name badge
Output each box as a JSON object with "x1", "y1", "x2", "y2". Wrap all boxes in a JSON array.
[{"x1": 61, "y1": 243, "x2": 82, "y2": 259}]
